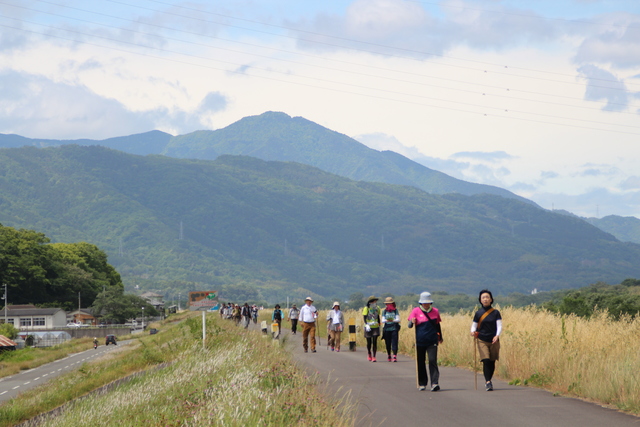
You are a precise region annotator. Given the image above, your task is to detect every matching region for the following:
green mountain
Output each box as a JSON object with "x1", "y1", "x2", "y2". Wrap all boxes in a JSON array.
[
  {"x1": 0, "y1": 145, "x2": 638, "y2": 303},
  {"x1": 586, "y1": 215, "x2": 640, "y2": 245},
  {"x1": 0, "y1": 112, "x2": 532, "y2": 204}
]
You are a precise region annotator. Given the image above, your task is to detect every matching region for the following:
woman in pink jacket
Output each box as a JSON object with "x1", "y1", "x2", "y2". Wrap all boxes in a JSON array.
[{"x1": 408, "y1": 292, "x2": 443, "y2": 391}]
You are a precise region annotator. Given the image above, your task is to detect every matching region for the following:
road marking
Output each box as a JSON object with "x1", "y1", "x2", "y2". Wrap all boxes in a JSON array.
[
  {"x1": 24, "y1": 381, "x2": 31, "y2": 385},
  {"x1": 34, "y1": 377, "x2": 41, "y2": 381},
  {"x1": 12, "y1": 386, "x2": 19, "y2": 390},
  {"x1": 0, "y1": 391, "x2": 6, "y2": 395}
]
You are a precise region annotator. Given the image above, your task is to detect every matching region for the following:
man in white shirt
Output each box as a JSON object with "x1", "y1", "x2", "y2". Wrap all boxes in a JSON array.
[{"x1": 299, "y1": 297, "x2": 318, "y2": 353}]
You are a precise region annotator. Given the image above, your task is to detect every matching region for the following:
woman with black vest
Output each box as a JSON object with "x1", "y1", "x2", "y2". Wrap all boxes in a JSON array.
[{"x1": 470, "y1": 289, "x2": 502, "y2": 391}]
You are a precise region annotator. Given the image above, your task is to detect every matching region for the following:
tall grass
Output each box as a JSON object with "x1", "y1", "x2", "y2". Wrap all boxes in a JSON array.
[
  {"x1": 1, "y1": 314, "x2": 354, "y2": 427},
  {"x1": 329, "y1": 306, "x2": 640, "y2": 414}
]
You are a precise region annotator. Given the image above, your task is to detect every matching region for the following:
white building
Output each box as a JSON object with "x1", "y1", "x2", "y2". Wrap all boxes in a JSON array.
[{"x1": 0, "y1": 305, "x2": 67, "y2": 330}]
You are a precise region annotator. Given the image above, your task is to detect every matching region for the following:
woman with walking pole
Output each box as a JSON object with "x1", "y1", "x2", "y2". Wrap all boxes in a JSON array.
[
  {"x1": 408, "y1": 292, "x2": 443, "y2": 391},
  {"x1": 470, "y1": 289, "x2": 502, "y2": 391}
]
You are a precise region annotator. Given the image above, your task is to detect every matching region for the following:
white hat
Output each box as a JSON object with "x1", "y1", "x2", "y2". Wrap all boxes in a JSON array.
[
  {"x1": 305, "y1": 296, "x2": 314, "y2": 302},
  {"x1": 332, "y1": 301, "x2": 340, "y2": 308},
  {"x1": 419, "y1": 292, "x2": 433, "y2": 304}
]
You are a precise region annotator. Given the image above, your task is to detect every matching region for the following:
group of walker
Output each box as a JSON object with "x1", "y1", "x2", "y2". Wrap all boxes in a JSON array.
[{"x1": 292, "y1": 289, "x2": 502, "y2": 393}]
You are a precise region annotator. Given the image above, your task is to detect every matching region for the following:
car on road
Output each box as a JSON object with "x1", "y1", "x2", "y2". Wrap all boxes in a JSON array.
[
  {"x1": 149, "y1": 328, "x2": 158, "y2": 335},
  {"x1": 66, "y1": 323, "x2": 81, "y2": 328},
  {"x1": 105, "y1": 334, "x2": 117, "y2": 345}
]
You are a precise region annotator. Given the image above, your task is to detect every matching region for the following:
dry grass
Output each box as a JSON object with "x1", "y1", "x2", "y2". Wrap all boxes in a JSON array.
[
  {"x1": 1, "y1": 313, "x2": 355, "y2": 427},
  {"x1": 326, "y1": 306, "x2": 640, "y2": 415}
]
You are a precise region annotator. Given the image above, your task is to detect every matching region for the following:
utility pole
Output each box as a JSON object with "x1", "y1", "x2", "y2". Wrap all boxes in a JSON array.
[
  {"x1": 78, "y1": 292, "x2": 81, "y2": 310},
  {"x1": 2, "y1": 283, "x2": 7, "y2": 325}
]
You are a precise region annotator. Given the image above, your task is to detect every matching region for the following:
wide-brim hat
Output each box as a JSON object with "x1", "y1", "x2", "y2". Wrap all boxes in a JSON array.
[
  {"x1": 332, "y1": 301, "x2": 340, "y2": 308},
  {"x1": 384, "y1": 296, "x2": 395, "y2": 304},
  {"x1": 367, "y1": 295, "x2": 379, "y2": 304},
  {"x1": 418, "y1": 292, "x2": 433, "y2": 304},
  {"x1": 305, "y1": 296, "x2": 314, "y2": 302}
]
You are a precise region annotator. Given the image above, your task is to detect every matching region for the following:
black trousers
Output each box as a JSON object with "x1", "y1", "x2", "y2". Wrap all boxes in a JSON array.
[{"x1": 416, "y1": 344, "x2": 439, "y2": 387}]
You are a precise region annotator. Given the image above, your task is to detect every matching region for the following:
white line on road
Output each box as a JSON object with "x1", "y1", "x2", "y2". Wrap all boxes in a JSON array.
[
  {"x1": 24, "y1": 381, "x2": 31, "y2": 385},
  {"x1": 0, "y1": 391, "x2": 6, "y2": 395},
  {"x1": 12, "y1": 386, "x2": 19, "y2": 390}
]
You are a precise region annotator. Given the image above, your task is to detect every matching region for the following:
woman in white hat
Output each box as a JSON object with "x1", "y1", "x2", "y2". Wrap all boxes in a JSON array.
[
  {"x1": 362, "y1": 295, "x2": 381, "y2": 362},
  {"x1": 408, "y1": 292, "x2": 443, "y2": 391},
  {"x1": 326, "y1": 301, "x2": 345, "y2": 352}
]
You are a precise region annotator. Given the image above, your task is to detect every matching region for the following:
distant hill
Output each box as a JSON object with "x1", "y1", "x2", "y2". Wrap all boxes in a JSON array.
[
  {"x1": 0, "y1": 145, "x2": 638, "y2": 303},
  {"x1": 586, "y1": 215, "x2": 640, "y2": 245},
  {"x1": 0, "y1": 112, "x2": 533, "y2": 204}
]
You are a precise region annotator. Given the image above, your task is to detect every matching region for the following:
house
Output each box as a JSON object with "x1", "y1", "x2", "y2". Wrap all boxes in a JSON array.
[
  {"x1": 0, "y1": 335, "x2": 17, "y2": 351},
  {"x1": 67, "y1": 308, "x2": 98, "y2": 326},
  {"x1": 0, "y1": 305, "x2": 67, "y2": 330},
  {"x1": 141, "y1": 291, "x2": 165, "y2": 316}
]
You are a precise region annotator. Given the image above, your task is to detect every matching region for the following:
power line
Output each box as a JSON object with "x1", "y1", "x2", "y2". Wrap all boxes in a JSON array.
[
  {"x1": 7, "y1": 0, "x2": 639, "y2": 114},
  {"x1": 1, "y1": 1, "x2": 639, "y2": 136}
]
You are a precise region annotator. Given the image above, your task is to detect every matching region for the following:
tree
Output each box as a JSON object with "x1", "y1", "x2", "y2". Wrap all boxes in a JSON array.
[
  {"x1": 91, "y1": 287, "x2": 158, "y2": 324},
  {"x1": 0, "y1": 323, "x2": 19, "y2": 339}
]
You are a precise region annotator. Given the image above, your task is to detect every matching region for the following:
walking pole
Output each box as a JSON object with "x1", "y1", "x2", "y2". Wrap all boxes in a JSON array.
[
  {"x1": 413, "y1": 323, "x2": 420, "y2": 389},
  {"x1": 474, "y1": 336, "x2": 478, "y2": 390}
]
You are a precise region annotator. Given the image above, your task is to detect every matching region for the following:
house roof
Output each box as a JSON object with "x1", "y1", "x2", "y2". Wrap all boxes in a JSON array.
[
  {"x1": 0, "y1": 308, "x2": 64, "y2": 316},
  {"x1": 0, "y1": 335, "x2": 17, "y2": 347},
  {"x1": 141, "y1": 291, "x2": 164, "y2": 298}
]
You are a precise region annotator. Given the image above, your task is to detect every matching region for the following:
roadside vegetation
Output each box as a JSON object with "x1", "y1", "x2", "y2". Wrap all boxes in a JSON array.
[
  {"x1": 330, "y1": 305, "x2": 640, "y2": 416},
  {"x1": 0, "y1": 312, "x2": 354, "y2": 427}
]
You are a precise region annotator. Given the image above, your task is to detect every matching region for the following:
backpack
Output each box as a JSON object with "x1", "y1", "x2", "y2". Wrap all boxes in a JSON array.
[{"x1": 274, "y1": 310, "x2": 282, "y2": 321}]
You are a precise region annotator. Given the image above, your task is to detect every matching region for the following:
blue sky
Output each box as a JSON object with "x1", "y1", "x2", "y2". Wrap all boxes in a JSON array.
[{"x1": 1, "y1": 0, "x2": 640, "y2": 218}]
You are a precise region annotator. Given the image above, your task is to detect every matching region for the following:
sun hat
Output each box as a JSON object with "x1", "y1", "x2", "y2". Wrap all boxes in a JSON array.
[
  {"x1": 332, "y1": 301, "x2": 340, "y2": 308},
  {"x1": 367, "y1": 295, "x2": 379, "y2": 304},
  {"x1": 418, "y1": 292, "x2": 433, "y2": 304},
  {"x1": 384, "y1": 296, "x2": 395, "y2": 304},
  {"x1": 305, "y1": 296, "x2": 314, "y2": 302}
]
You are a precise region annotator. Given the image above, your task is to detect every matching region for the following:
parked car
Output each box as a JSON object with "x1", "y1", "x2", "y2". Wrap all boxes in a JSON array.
[
  {"x1": 149, "y1": 328, "x2": 158, "y2": 335},
  {"x1": 105, "y1": 334, "x2": 117, "y2": 345},
  {"x1": 66, "y1": 323, "x2": 81, "y2": 328}
]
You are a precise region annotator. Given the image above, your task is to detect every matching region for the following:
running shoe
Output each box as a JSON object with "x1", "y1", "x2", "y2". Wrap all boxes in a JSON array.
[
  {"x1": 485, "y1": 381, "x2": 493, "y2": 391},
  {"x1": 418, "y1": 386, "x2": 426, "y2": 391},
  {"x1": 431, "y1": 384, "x2": 440, "y2": 392}
]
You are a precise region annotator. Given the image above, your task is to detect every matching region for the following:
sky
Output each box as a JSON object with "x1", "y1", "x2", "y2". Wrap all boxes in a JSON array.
[{"x1": 1, "y1": 0, "x2": 640, "y2": 218}]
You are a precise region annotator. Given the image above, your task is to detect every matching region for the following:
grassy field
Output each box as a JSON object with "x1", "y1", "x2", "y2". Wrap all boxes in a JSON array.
[
  {"x1": 325, "y1": 305, "x2": 640, "y2": 415},
  {"x1": 0, "y1": 312, "x2": 354, "y2": 427}
]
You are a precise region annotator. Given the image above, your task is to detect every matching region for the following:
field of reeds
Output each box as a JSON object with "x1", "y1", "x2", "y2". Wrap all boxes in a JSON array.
[
  {"x1": 322, "y1": 306, "x2": 640, "y2": 415},
  {"x1": 0, "y1": 313, "x2": 354, "y2": 427}
]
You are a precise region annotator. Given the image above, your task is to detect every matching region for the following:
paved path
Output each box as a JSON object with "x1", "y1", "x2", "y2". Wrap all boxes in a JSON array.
[
  {"x1": 284, "y1": 328, "x2": 640, "y2": 427},
  {"x1": 0, "y1": 342, "x2": 128, "y2": 404}
]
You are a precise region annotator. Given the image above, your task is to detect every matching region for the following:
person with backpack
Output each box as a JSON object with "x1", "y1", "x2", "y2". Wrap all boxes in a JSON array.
[
  {"x1": 408, "y1": 292, "x2": 443, "y2": 391},
  {"x1": 362, "y1": 295, "x2": 381, "y2": 362},
  {"x1": 241, "y1": 303, "x2": 251, "y2": 329},
  {"x1": 251, "y1": 305, "x2": 259, "y2": 324},
  {"x1": 470, "y1": 289, "x2": 502, "y2": 391},
  {"x1": 326, "y1": 301, "x2": 345, "y2": 352},
  {"x1": 232, "y1": 304, "x2": 242, "y2": 326},
  {"x1": 272, "y1": 304, "x2": 283, "y2": 331},
  {"x1": 381, "y1": 296, "x2": 401, "y2": 362},
  {"x1": 288, "y1": 304, "x2": 300, "y2": 335}
]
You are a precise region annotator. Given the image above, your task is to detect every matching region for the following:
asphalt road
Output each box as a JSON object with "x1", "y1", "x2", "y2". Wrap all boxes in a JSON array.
[
  {"x1": 286, "y1": 328, "x2": 640, "y2": 427},
  {"x1": 0, "y1": 341, "x2": 127, "y2": 404}
]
